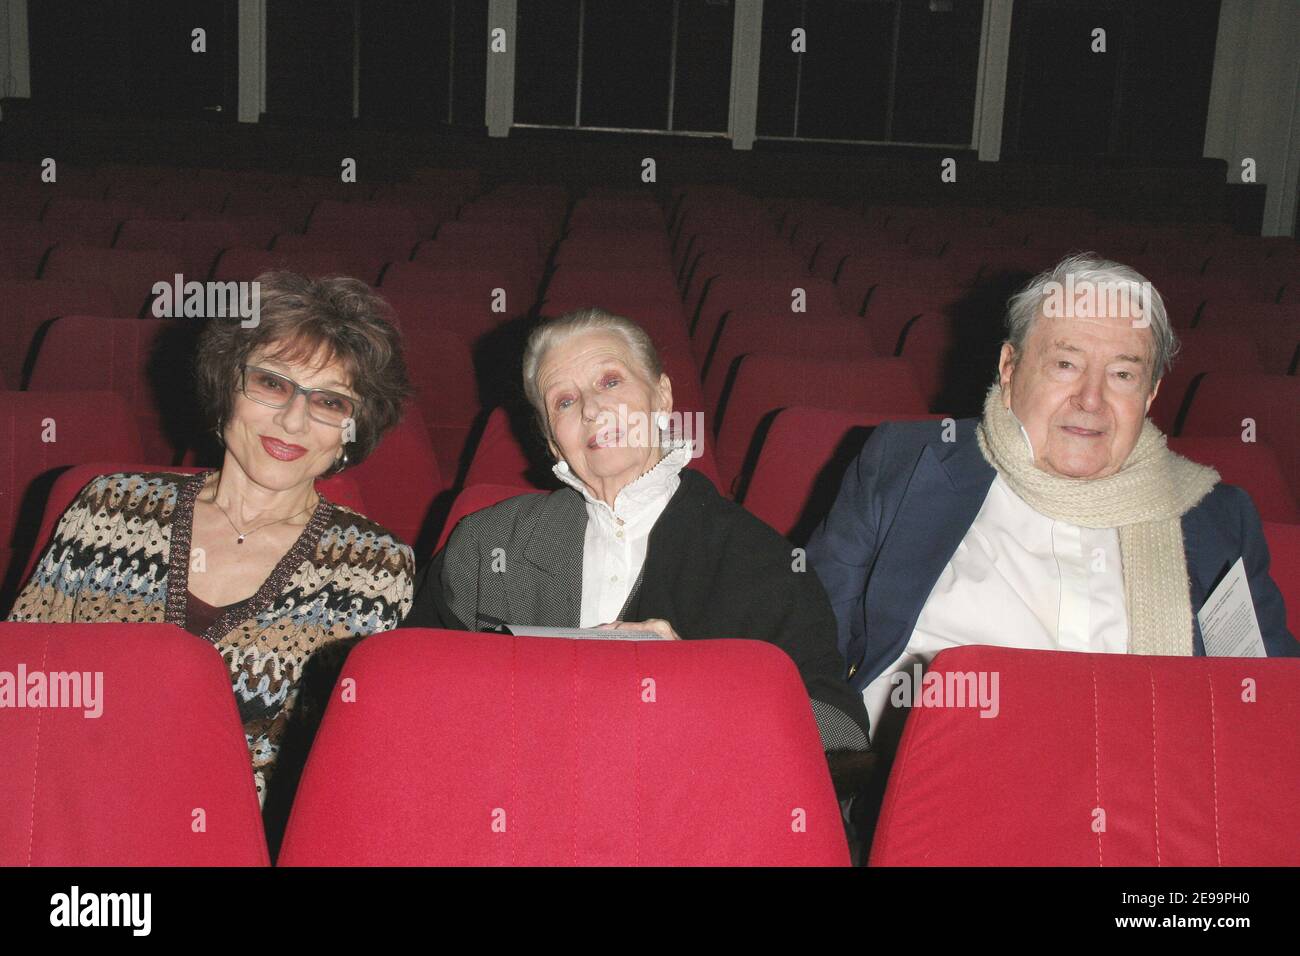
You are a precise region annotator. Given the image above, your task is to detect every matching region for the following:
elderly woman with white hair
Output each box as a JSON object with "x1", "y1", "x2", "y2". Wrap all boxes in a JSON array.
[
  {"x1": 405, "y1": 307, "x2": 872, "y2": 758},
  {"x1": 808, "y1": 252, "x2": 1298, "y2": 753}
]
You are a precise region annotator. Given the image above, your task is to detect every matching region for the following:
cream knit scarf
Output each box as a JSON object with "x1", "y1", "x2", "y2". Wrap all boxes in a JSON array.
[{"x1": 975, "y1": 384, "x2": 1219, "y2": 655}]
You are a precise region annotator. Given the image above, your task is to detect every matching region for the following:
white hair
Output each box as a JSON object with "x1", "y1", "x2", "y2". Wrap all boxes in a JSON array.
[
  {"x1": 521, "y1": 307, "x2": 664, "y2": 429},
  {"x1": 1003, "y1": 252, "x2": 1178, "y2": 390}
]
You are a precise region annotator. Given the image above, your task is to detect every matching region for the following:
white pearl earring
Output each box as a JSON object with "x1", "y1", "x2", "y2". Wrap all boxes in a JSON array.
[
  {"x1": 656, "y1": 413, "x2": 669, "y2": 430},
  {"x1": 556, "y1": 460, "x2": 570, "y2": 473}
]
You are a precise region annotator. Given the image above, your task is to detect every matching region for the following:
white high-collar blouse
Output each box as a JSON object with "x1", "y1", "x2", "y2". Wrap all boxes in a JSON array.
[{"x1": 553, "y1": 441, "x2": 693, "y2": 628}]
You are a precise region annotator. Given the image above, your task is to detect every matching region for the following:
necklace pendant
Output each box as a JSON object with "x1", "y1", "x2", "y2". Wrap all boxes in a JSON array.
[{"x1": 237, "y1": 534, "x2": 246, "y2": 544}]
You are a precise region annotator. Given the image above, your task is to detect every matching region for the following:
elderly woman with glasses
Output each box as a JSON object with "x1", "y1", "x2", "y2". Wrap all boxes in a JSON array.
[{"x1": 9, "y1": 271, "x2": 416, "y2": 812}]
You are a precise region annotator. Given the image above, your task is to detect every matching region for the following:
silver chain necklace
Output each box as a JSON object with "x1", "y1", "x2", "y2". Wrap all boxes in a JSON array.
[{"x1": 208, "y1": 489, "x2": 317, "y2": 545}]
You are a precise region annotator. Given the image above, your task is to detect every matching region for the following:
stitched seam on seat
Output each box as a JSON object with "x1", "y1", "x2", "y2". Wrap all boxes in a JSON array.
[
  {"x1": 26, "y1": 637, "x2": 49, "y2": 866},
  {"x1": 1208, "y1": 673, "x2": 1222, "y2": 866},
  {"x1": 633, "y1": 641, "x2": 641, "y2": 867},
  {"x1": 1092, "y1": 659, "x2": 1103, "y2": 867},
  {"x1": 509, "y1": 637, "x2": 517, "y2": 867},
  {"x1": 1149, "y1": 664, "x2": 1161, "y2": 866}
]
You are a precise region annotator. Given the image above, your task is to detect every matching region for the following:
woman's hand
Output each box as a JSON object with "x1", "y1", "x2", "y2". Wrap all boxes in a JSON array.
[{"x1": 595, "y1": 618, "x2": 681, "y2": 640}]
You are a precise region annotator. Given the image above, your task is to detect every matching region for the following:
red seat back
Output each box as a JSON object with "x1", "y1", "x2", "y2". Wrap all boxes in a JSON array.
[
  {"x1": 278, "y1": 629, "x2": 848, "y2": 865},
  {"x1": 0, "y1": 622, "x2": 270, "y2": 865},
  {"x1": 26, "y1": 315, "x2": 201, "y2": 464},
  {"x1": 0, "y1": 391, "x2": 142, "y2": 610},
  {"x1": 1263, "y1": 521, "x2": 1300, "y2": 640},
  {"x1": 743, "y1": 407, "x2": 944, "y2": 540},
  {"x1": 1180, "y1": 373, "x2": 1300, "y2": 501},
  {"x1": 713, "y1": 355, "x2": 928, "y2": 494},
  {"x1": 343, "y1": 403, "x2": 444, "y2": 550},
  {"x1": 1167, "y1": 437, "x2": 1299, "y2": 523},
  {"x1": 869, "y1": 646, "x2": 1300, "y2": 866}
]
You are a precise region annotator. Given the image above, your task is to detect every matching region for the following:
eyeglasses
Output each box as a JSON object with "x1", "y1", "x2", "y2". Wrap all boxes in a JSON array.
[{"x1": 240, "y1": 365, "x2": 360, "y2": 428}]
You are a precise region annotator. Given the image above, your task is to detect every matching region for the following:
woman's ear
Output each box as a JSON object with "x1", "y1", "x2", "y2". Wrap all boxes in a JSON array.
[{"x1": 657, "y1": 373, "x2": 673, "y2": 417}]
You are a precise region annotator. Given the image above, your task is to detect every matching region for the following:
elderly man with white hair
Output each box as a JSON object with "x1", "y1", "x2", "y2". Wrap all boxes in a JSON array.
[{"x1": 807, "y1": 252, "x2": 1298, "y2": 751}]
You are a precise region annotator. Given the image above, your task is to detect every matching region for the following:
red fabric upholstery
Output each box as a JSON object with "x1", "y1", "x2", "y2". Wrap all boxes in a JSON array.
[
  {"x1": 0, "y1": 391, "x2": 142, "y2": 609},
  {"x1": 278, "y1": 629, "x2": 849, "y2": 866},
  {"x1": 344, "y1": 403, "x2": 444, "y2": 550},
  {"x1": 40, "y1": 197, "x2": 147, "y2": 247},
  {"x1": 869, "y1": 645, "x2": 1300, "y2": 866},
  {"x1": 379, "y1": 261, "x2": 534, "y2": 326},
  {"x1": 1180, "y1": 373, "x2": 1300, "y2": 501},
  {"x1": 1263, "y1": 522, "x2": 1300, "y2": 640},
  {"x1": 1149, "y1": 329, "x2": 1262, "y2": 433},
  {"x1": 20, "y1": 463, "x2": 368, "y2": 586},
  {"x1": 435, "y1": 484, "x2": 536, "y2": 553},
  {"x1": 114, "y1": 218, "x2": 239, "y2": 280},
  {"x1": 742, "y1": 407, "x2": 944, "y2": 540},
  {"x1": 713, "y1": 355, "x2": 928, "y2": 494},
  {"x1": 40, "y1": 244, "x2": 185, "y2": 318},
  {"x1": 0, "y1": 622, "x2": 270, "y2": 866},
  {"x1": 0, "y1": 279, "x2": 115, "y2": 388},
  {"x1": 463, "y1": 407, "x2": 544, "y2": 490},
  {"x1": 213, "y1": 246, "x2": 385, "y2": 286},
  {"x1": 26, "y1": 315, "x2": 199, "y2": 464},
  {"x1": 1167, "y1": 437, "x2": 1299, "y2": 524},
  {"x1": 399, "y1": 325, "x2": 479, "y2": 473},
  {"x1": 702, "y1": 314, "x2": 876, "y2": 417},
  {"x1": 0, "y1": 221, "x2": 62, "y2": 279},
  {"x1": 692, "y1": 276, "x2": 843, "y2": 365}
]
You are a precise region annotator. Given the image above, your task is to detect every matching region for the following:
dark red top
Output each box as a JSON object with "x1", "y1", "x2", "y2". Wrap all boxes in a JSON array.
[{"x1": 185, "y1": 589, "x2": 253, "y2": 638}]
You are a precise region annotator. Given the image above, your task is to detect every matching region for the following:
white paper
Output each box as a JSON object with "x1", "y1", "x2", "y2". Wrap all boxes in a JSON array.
[
  {"x1": 1197, "y1": 556, "x2": 1267, "y2": 657},
  {"x1": 504, "y1": 624, "x2": 670, "y2": 641}
]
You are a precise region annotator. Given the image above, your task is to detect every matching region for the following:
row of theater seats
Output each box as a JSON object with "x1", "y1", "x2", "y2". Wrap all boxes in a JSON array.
[
  {"x1": 4, "y1": 621, "x2": 1297, "y2": 866},
  {"x1": 1, "y1": 166, "x2": 1298, "y2": 611}
]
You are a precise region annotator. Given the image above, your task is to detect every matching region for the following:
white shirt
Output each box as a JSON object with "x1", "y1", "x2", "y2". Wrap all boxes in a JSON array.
[
  {"x1": 553, "y1": 441, "x2": 692, "y2": 628},
  {"x1": 863, "y1": 472, "x2": 1130, "y2": 745}
]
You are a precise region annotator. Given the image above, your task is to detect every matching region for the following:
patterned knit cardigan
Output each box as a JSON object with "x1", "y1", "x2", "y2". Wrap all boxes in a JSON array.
[{"x1": 7, "y1": 471, "x2": 415, "y2": 806}]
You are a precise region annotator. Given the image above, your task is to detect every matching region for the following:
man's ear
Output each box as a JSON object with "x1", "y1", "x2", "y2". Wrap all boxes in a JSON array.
[{"x1": 997, "y1": 343, "x2": 1016, "y2": 403}]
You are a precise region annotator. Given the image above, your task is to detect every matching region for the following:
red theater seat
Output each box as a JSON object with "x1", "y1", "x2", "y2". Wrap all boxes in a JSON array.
[
  {"x1": 398, "y1": 325, "x2": 479, "y2": 473},
  {"x1": 1179, "y1": 373, "x2": 1300, "y2": 501},
  {"x1": 26, "y1": 315, "x2": 200, "y2": 464},
  {"x1": 742, "y1": 407, "x2": 944, "y2": 540},
  {"x1": 343, "y1": 403, "x2": 444, "y2": 550},
  {"x1": 1166, "y1": 437, "x2": 1299, "y2": 524},
  {"x1": 0, "y1": 278, "x2": 115, "y2": 388},
  {"x1": 1263, "y1": 521, "x2": 1300, "y2": 640},
  {"x1": 114, "y1": 218, "x2": 240, "y2": 280},
  {"x1": 277, "y1": 629, "x2": 848, "y2": 865},
  {"x1": 713, "y1": 355, "x2": 928, "y2": 494},
  {"x1": 40, "y1": 244, "x2": 185, "y2": 317},
  {"x1": 0, "y1": 392, "x2": 142, "y2": 611},
  {"x1": 869, "y1": 645, "x2": 1300, "y2": 866},
  {"x1": 0, "y1": 622, "x2": 270, "y2": 865}
]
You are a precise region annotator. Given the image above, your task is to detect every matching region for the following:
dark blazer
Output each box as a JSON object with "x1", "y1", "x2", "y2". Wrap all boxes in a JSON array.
[
  {"x1": 404, "y1": 469, "x2": 871, "y2": 749},
  {"x1": 806, "y1": 417, "x2": 1299, "y2": 695}
]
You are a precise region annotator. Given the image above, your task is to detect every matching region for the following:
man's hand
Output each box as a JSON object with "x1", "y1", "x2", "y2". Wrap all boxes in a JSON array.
[{"x1": 595, "y1": 618, "x2": 681, "y2": 640}]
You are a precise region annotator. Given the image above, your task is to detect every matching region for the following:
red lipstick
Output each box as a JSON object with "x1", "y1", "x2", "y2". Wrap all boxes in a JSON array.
[{"x1": 261, "y1": 435, "x2": 307, "y2": 461}]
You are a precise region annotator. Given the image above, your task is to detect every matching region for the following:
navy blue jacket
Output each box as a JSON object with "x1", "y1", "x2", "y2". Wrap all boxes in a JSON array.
[{"x1": 805, "y1": 418, "x2": 1299, "y2": 694}]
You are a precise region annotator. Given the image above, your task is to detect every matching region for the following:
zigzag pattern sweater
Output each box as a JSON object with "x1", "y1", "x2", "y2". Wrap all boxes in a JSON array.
[{"x1": 8, "y1": 471, "x2": 415, "y2": 806}]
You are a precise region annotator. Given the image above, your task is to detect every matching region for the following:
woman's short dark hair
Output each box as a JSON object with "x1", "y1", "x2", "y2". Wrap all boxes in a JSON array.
[{"x1": 195, "y1": 271, "x2": 410, "y2": 466}]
